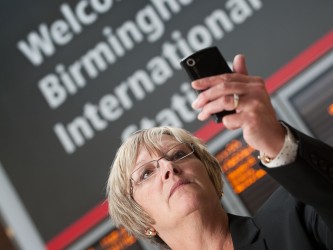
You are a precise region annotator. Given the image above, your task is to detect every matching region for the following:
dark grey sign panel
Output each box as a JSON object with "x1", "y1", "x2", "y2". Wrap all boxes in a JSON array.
[
  {"x1": 0, "y1": 0, "x2": 332, "y2": 247},
  {"x1": 275, "y1": 50, "x2": 333, "y2": 146}
]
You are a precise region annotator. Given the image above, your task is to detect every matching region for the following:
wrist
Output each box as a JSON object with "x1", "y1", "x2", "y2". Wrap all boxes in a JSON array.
[
  {"x1": 260, "y1": 124, "x2": 287, "y2": 159},
  {"x1": 258, "y1": 122, "x2": 298, "y2": 167}
]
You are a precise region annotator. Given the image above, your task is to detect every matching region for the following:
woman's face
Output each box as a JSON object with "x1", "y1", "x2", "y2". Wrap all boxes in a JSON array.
[{"x1": 131, "y1": 135, "x2": 219, "y2": 233}]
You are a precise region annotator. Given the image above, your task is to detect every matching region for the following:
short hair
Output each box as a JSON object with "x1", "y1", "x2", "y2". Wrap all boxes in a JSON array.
[{"x1": 106, "y1": 126, "x2": 223, "y2": 247}]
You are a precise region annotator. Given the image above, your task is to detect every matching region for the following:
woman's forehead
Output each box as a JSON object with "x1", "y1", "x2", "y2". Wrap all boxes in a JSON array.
[
  {"x1": 133, "y1": 135, "x2": 181, "y2": 165},
  {"x1": 139, "y1": 134, "x2": 179, "y2": 150}
]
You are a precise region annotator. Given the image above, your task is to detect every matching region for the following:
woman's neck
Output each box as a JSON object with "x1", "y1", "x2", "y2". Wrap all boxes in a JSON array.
[{"x1": 161, "y1": 205, "x2": 233, "y2": 250}]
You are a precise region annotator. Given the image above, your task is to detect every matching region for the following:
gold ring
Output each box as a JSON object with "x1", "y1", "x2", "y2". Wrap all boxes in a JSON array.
[{"x1": 233, "y1": 94, "x2": 239, "y2": 109}]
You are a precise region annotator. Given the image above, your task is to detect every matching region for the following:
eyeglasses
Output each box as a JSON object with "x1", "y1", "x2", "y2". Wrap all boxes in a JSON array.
[{"x1": 130, "y1": 142, "x2": 194, "y2": 185}]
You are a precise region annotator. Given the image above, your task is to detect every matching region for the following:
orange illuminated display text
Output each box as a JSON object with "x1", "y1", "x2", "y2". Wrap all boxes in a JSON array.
[
  {"x1": 328, "y1": 103, "x2": 333, "y2": 116},
  {"x1": 88, "y1": 227, "x2": 137, "y2": 250},
  {"x1": 215, "y1": 139, "x2": 266, "y2": 193}
]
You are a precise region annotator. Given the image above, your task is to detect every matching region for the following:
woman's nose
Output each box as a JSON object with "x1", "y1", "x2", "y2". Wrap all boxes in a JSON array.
[{"x1": 159, "y1": 159, "x2": 181, "y2": 180}]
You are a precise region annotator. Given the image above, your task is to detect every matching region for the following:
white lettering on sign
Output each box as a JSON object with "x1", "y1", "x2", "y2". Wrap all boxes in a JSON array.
[
  {"x1": 52, "y1": 0, "x2": 263, "y2": 153},
  {"x1": 14, "y1": 0, "x2": 263, "y2": 154},
  {"x1": 17, "y1": 0, "x2": 193, "y2": 66}
]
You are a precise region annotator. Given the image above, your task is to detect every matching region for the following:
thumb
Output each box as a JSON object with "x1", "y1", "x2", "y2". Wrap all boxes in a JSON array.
[{"x1": 233, "y1": 54, "x2": 248, "y2": 75}]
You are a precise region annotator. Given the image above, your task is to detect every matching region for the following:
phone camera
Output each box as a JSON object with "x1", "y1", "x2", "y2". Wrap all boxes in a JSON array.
[{"x1": 186, "y1": 58, "x2": 196, "y2": 67}]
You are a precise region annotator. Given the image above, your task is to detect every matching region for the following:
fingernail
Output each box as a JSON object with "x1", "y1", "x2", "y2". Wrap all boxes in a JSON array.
[
  {"x1": 192, "y1": 79, "x2": 201, "y2": 86},
  {"x1": 197, "y1": 113, "x2": 204, "y2": 121},
  {"x1": 192, "y1": 99, "x2": 199, "y2": 109}
]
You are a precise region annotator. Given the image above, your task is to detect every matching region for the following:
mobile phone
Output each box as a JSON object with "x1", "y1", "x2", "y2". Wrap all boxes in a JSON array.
[{"x1": 180, "y1": 46, "x2": 235, "y2": 123}]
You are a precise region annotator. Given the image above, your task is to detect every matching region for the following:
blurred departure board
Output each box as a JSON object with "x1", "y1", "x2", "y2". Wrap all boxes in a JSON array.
[
  {"x1": 215, "y1": 137, "x2": 279, "y2": 215},
  {"x1": 289, "y1": 66, "x2": 333, "y2": 146},
  {"x1": 87, "y1": 227, "x2": 142, "y2": 250}
]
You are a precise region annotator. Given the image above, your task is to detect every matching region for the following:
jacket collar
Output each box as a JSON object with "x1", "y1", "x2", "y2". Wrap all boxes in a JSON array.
[{"x1": 228, "y1": 213, "x2": 267, "y2": 250}]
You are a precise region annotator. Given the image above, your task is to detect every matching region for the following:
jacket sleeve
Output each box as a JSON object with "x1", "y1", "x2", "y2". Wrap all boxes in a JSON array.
[{"x1": 262, "y1": 124, "x2": 333, "y2": 233}]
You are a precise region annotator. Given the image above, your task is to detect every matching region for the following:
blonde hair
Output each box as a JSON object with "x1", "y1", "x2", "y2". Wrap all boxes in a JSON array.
[{"x1": 106, "y1": 126, "x2": 223, "y2": 247}]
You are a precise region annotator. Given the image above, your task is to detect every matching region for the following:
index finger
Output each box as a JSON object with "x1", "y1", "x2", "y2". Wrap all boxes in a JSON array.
[{"x1": 191, "y1": 73, "x2": 251, "y2": 91}]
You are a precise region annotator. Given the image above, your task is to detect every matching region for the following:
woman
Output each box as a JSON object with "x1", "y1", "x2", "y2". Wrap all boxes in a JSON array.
[{"x1": 107, "y1": 55, "x2": 333, "y2": 249}]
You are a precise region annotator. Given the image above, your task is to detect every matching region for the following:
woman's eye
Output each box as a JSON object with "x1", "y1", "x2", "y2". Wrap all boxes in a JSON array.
[
  {"x1": 172, "y1": 150, "x2": 186, "y2": 160},
  {"x1": 141, "y1": 170, "x2": 153, "y2": 180},
  {"x1": 139, "y1": 165, "x2": 155, "y2": 181}
]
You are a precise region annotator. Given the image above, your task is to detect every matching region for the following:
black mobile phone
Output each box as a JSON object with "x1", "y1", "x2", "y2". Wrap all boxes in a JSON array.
[{"x1": 180, "y1": 46, "x2": 235, "y2": 123}]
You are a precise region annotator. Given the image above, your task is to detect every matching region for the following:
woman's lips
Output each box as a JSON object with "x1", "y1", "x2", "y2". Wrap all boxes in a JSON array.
[{"x1": 169, "y1": 179, "x2": 191, "y2": 197}]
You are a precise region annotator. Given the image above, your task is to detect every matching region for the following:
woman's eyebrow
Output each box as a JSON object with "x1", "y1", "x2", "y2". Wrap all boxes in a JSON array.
[{"x1": 133, "y1": 142, "x2": 181, "y2": 167}]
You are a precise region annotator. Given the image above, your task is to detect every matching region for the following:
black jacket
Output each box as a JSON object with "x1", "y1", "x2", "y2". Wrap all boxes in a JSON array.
[{"x1": 228, "y1": 126, "x2": 333, "y2": 250}]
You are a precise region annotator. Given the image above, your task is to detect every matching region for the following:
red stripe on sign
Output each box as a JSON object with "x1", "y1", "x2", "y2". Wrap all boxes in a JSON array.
[
  {"x1": 266, "y1": 30, "x2": 333, "y2": 93},
  {"x1": 46, "y1": 202, "x2": 108, "y2": 250},
  {"x1": 193, "y1": 120, "x2": 226, "y2": 141},
  {"x1": 46, "y1": 29, "x2": 333, "y2": 250}
]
